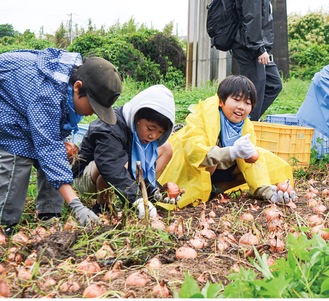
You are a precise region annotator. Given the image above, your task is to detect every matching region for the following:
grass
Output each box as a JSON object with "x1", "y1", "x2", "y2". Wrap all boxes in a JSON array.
[{"x1": 82, "y1": 77, "x2": 312, "y2": 125}]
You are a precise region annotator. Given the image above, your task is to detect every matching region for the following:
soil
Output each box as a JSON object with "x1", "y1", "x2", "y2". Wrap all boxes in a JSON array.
[{"x1": 1, "y1": 169, "x2": 329, "y2": 298}]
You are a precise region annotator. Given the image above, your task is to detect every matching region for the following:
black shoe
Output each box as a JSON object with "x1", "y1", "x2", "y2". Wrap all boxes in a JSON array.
[
  {"x1": 4, "y1": 224, "x2": 17, "y2": 237},
  {"x1": 37, "y1": 213, "x2": 61, "y2": 220},
  {"x1": 92, "y1": 203, "x2": 114, "y2": 215}
]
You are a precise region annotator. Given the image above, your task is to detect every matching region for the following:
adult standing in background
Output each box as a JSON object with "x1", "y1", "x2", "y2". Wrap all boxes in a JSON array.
[{"x1": 232, "y1": 0, "x2": 282, "y2": 121}]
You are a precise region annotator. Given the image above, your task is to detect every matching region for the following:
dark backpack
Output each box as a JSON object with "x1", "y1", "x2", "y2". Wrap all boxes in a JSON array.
[{"x1": 206, "y1": 0, "x2": 239, "y2": 51}]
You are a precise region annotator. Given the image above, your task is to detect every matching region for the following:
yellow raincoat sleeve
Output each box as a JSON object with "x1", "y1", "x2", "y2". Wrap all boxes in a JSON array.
[
  {"x1": 158, "y1": 95, "x2": 220, "y2": 208},
  {"x1": 159, "y1": 95, "x2": 294, "y2": 209}
]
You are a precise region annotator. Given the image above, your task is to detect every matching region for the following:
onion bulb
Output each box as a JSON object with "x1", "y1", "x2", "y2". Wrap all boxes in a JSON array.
[
  {"x1": 239, "y1": 232, "x2": 259, "y2": 246},
  {"x1": 59, "y1": 275, "x2": 80, "y2": 293},
  {"x1": 269, "y1": 236, "x2": 284, "y2": 253},
  {"x1": 307, "y1": 214, "x2": 324, "y2": 227},
  {"x1": 163, "y1": 182, "x2": 181, "y2": 199},
  {"x1": 152, "y1": 280, "x2": 170, "y2": 298},
  {"x1": 77, "y1": 256, "x2": 101, "y2": 274},
  {"x1": 125, "y1": 271, "x2": 151, "y2": 287},
  {"x1": 176, "y1": 246, "x2": 198, "y2": 259},
  {"x1": 64, "y1": 141, "x2": 79, "y2": 164},
  {"x1": 0, "y1": 278, "x2": 10, "y2": 298},
  {"x1": 244, "y1": 150, "x2": 259, "y2": 163},
  {"x1": 83, "y1": 283, "x2": 107, "y2": 298}
]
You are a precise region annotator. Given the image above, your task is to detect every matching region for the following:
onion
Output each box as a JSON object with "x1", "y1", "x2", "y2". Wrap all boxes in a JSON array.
[
  {"x1": 24, "y1": 250, "x2": 38, "y2": 266},
  {"x1": 63, "y1": 216, "x2": 78, "y2": 231},
  {"x1": 150, "y1": 218, "x2": 166, "y2": 230},
  {"x1": 95, "y1": 241, "x2": 115, "y2": 260},
  {"x1": 11, "y1": 230, "x2": 29, "y2": 246},
  {"x1": 0, "y1": 279, "x2": 10, "y2": 298},
  {"x1": 267, "y1": 218, "x2": 283, "y2": 232},
  {"x1": 125, "y1": 271, "x2": 151, "y2": 287},
  {"x1": 64, "y1": 141, "x2": 79, "y2": 164},
  {"x1": 322, "y1": 188, "x2": 329, "y2": 198},
  {"x1": 145, "y1": 257, "x2": 162, "y2": 269},
  {"x1": 0, "y1": 232, "x2": 7, "y2": 246},
  {"x1": 83, "y1": 283, "x2": 107, "y2": 298},
  {"x1": 307, "y1": 198, "x2": 318, "y2": 207},
  {"x1": 276, "y1": 179, "x2": 293, "y2": 193},
  {"x1": 189, "y1": 236, "x2": 207, "y2": 249},
  {"x1": 216, "y1": 237, "x2": 229, "y2": 253},
  {"x1": 103, "y1": 261, "x2": 123, "y2": 281},
  {"x1": 320, "y1": 229, "x2": 329, "y2": 241},
  {"x1": 152, "y1": 280, "x2": 170, "y2": 298},
  {"x1": 244, "y1": 150, "x2": 259, "y2": 163},
  {"x1": 77, "y1": 256, "x2": 101, "y2": 274},
  {"x1": 41, "y1": 277, "x2": 57, "y2": 289},
  {"x1": 208, "y1": 210, "x2": 217, "y2": 218},
  {"x1": 241, "y1": 212, "x2": 254, "y2": 221},
  {"x1": 307, "y1": 214, "x2": 324, "y2": 227},
  {"x1": 30, "y1": 226, "x2": 48, "y2": 243},
  {"x1": 176, "y1": 246, "x2": 198, "y2": 259},
  {"x1": 312, "y1": 203, "x2": 327, "y2": 214},
  {"x1": 199, "y1": 228, "x2": 216, "y2": 239},
  {"x1": 18, "y1": 267, "x2": 32, "y2": 281},
  {"x1": 269, "y1": 236, "x2": 284, "y2": 253},
  {"x1": 239, "y1": 232, "x2": 259, "y2": 246},
  {"x1": 163, "y1": 182, "x2": 181, "y2": 199},
  {"x1": 59, "y1": 276, "x2": 80, "y2": 293},
  {"x1": 7, "y1": 247, "x2": 23, "y2": 264},
  {"x1": 263, "y1": 205, "x2": 283, "y2": 222}
]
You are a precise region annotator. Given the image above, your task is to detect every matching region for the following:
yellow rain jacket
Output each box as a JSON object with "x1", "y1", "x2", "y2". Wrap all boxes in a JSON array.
[{"x1": 159, "y1": 95, "x2": 293, "y2": 209}]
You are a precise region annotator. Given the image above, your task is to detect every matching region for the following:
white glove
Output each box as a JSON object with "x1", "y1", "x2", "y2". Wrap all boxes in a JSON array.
[
  {"x1": 68, "y1": 198, "x2": 100, "y2": 226},
  {"x1": 133, "y1": 198, "x2": 157, "y2": 219},
  {"x1": 229, "y1": 134, "x2": 256, "y2": 160}
]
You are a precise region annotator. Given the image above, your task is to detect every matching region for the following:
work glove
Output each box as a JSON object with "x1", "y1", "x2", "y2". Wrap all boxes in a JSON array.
[
  {"x1": 68, "y1": 198, "x2": 100, "y2": 226},
  {"x1": 253, "y1": 185, "x2": 283, "y2": 203},
  {"x1": 229, "y1": 134, "x2": 256, "y2": 161},
  {"x1": 133, "y1": 198, "x2": 157, "y2": 219}
]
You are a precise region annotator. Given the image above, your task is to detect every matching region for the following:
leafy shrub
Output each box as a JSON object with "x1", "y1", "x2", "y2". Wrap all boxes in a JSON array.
[{"x1": 288, "y1": 11, "x2": 329, "y2": 80}]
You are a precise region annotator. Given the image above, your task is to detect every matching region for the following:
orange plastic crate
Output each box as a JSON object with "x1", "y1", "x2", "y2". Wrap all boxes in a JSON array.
[{"x1": 252, "y1": 121, "x2": 314, "y2": 168}]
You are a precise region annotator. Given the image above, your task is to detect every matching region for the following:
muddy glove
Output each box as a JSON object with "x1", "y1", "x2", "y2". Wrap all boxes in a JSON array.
[
  {"x1": 68, "y1": 198, "x2": 100, "y2": 226},
  {"x1": 229, "y1": 134, "x2": 256, "y2": 160},
  {"x1": 151, "y1": 187, "x2": 163, "y2": 202},
  {"x1": 253, "y1": 185, "x2": 282, "y2": 203},
  {"x1": 133, "y1": 198, "x2": 157, "y2": 219}
]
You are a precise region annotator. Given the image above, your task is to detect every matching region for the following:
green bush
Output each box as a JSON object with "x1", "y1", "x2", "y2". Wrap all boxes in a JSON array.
[{"x1": 288, "y1": 11, "x2": 329, "y2": 80}]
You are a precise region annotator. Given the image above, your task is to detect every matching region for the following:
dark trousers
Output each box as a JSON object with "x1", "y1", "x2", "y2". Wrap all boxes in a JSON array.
[
  {"x1": 232, "y1": 47, "x2": 282, "y2": 121},
  {"x1": 0, "y1": 148, "x2": 63, "y2": 227}
]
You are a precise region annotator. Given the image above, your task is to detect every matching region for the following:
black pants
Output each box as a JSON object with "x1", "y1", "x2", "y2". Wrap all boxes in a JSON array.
[{"x1": 232, "y1": 47, "x2": 282, "y2": 121}]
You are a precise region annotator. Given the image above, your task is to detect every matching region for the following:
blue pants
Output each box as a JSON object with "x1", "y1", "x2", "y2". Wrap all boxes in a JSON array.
[
  {"x1": 0, "y1": 148, "x2": 63, "y2": 227},
  {"x1": 232, "y1": 47, "x2": 282, "y2": 121}
]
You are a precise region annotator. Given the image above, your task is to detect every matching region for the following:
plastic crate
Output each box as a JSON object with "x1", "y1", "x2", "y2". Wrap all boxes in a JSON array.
[
  {"x1": 265, "y1": 114, "x2": 329, "y2": 158},
  {"x1": 252, "y1": 121, "x2": 314, "y2": 168},
  {"x1": 70, "y1": 124, "x2": 89, "y2": 145}
]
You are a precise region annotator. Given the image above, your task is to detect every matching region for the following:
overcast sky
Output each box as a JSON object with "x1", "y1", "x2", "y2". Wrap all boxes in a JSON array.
[{"x1": 1, "y1": 0, "x2": 328, "y2": 36}]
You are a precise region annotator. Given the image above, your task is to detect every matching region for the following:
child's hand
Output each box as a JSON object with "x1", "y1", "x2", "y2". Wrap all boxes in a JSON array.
[{"x1": 229, "y1": 134, "x2": 256, "y2": 160}]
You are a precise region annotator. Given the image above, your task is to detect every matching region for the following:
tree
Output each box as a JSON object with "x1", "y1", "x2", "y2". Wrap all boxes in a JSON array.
[{"x1": 0, "y1": 24, "x2": 16, "y2": 38}]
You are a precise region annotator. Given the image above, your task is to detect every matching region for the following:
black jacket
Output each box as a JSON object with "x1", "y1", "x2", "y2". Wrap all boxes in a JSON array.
[
  {"x1": 72, "y1": 107, "x2": 142, "y2": 204},
  {"x1": 233, "y1": 0, "x2": 274, "y2": 57}
]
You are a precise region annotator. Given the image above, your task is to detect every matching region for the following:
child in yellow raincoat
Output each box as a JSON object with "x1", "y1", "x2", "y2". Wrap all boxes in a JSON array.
[{"x1": 159, "y1": 75, "x2": 293, "y2": 209}]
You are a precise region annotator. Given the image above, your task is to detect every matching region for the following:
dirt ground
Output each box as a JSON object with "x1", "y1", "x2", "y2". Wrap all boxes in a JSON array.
[{"x1": 1, "y1": 168, "x2": 328, "y2": 298}]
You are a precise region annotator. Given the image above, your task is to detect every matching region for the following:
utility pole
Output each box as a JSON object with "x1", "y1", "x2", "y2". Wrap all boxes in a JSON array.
[{"x1": 68, "y1": 13, "x2": 73, "y2": 44}]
